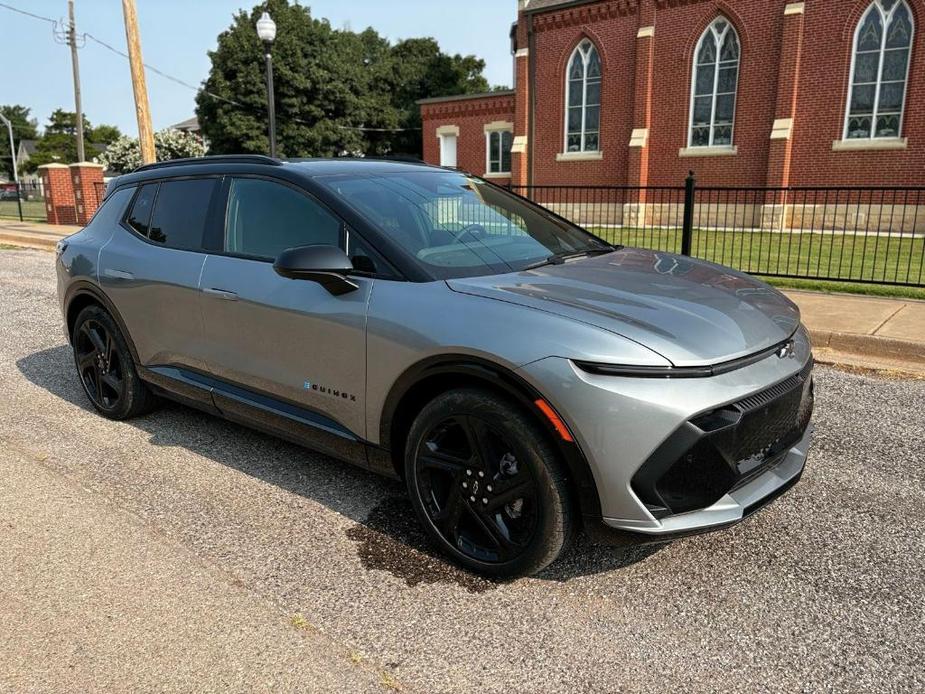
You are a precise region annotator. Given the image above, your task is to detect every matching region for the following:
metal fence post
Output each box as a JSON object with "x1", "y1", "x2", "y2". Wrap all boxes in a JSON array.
[{"x1": 681, "y1": 170, "x2": 695, "y2": 256}]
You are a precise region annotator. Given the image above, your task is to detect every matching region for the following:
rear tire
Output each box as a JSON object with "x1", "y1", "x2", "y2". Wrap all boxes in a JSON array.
[
  {"x1": 404, "y1": 388, "x2": 574, "y2": 577},
  {"x1": 72, "y1": 305, "x2": 157, "y2": 420}
]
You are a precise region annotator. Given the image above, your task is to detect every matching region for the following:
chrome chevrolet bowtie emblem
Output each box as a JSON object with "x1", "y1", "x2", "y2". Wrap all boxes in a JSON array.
[{"x1": 777, "y1": 341, "x2": 796, "y2": 359}]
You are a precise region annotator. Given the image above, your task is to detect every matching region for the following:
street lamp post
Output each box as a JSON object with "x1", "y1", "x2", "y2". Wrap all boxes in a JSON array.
[
  {"x1": 0, "y1": 112, "x2": 24, "y2": 221},
  {"x1": 256, "y1": 11, "x2": 278, "y2": 158}
]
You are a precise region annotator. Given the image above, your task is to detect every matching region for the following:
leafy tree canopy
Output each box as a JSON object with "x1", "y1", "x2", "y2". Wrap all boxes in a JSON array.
[
  {"x1": 196, "y1": 0, "x2": 498, "y2": 158},
  {"x1": 26, "y1": 109, "x2": 122, "y2": 172},
  {"x1": 0, "y1": 104, "x2": 38, "y2": 179},
  {"x1": 97, "y1": 129, "x2": 207, "y2": 174}
]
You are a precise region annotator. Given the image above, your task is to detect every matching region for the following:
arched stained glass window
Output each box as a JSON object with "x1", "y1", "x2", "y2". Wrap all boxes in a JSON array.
[
  {"x1": 845, "y1": 0, "x2": 914, "y2": 140},
  {"x1": 689, "y1": 17, "x2": 740, "y2": 147},
  {"x1": 565, "y1": 40, "x2": 602, "y2": 152}
]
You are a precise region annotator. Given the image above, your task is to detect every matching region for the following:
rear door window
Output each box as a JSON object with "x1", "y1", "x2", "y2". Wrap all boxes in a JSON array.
[
  {"x1": 125, "y1": 183, "x2": 157, "y2": 237},
  {"x1": 147, "y1": 178, "x2": 218, "y2": 250}
]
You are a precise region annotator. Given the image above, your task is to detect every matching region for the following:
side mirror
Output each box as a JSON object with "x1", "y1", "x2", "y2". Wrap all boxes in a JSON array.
[{"x1": 273, "y1": 245, "x2": 359, "y2": 296}]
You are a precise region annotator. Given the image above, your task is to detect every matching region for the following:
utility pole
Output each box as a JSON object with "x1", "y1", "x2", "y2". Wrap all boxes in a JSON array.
[
  {"x1": 121, "y1": 0, "x2": 155, "y2": 164},
  {"x1": 68, "y1": 0, "x2": 86, "y2": 162}
]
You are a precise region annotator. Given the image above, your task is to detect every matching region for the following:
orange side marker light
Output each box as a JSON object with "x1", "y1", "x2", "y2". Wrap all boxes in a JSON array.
[{"x1": 534, "y1": 399, "x2": 574, "y2": 443}]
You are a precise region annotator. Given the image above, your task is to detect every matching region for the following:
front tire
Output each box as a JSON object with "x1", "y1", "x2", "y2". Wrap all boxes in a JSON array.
[
  {"x1": 404, "y1": 388, "x2": 574, "y2": 577},
  {"x1": 72, "y1": 305, "x2": 157, "y2": 420}
]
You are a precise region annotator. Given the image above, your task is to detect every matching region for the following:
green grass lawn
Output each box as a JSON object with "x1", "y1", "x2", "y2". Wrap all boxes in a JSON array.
[
  {"x1": 0, "y1": 199, "x2": 47, "y2": 222},
  {"x1": 590, "y1": 226, "x2": 925, "y2": 298}
]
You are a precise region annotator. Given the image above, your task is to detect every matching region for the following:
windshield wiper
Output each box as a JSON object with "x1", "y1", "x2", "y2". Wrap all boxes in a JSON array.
[{"x1": 523, "y1": 246, "x2": 619, "y2": 271}]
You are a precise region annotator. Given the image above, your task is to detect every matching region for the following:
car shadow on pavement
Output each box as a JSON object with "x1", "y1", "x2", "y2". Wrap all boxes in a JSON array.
[{"x1": 18, "y1": 345, "x2": 663, "y2": 590}]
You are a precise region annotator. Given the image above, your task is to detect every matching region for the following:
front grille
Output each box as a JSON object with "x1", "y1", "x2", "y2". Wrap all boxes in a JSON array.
[{"x1": 632, "y1": 359, "x2": 814, "y2": 516}]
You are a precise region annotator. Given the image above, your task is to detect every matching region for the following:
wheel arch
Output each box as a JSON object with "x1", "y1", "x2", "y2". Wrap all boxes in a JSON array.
[
  {"x1": 379, "y1": 355, "x2": 604, "y2": 521},
  {"x1": 64, "y1": 281, "x2": 140, "y2": 364}
]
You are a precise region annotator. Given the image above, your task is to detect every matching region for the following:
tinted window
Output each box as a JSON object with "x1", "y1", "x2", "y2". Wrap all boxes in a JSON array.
[
  {"x1": 147, "y1": 178, "x2": 217, "y2": 250},
  {"x1": 225, "y1": 178, "x2": 341, "y2": 259},
  {"x1": 126, "y1": 183, "x2": 157, "y2": 237},
  {"x1": 89, "y1": 187, "x2": 134, "y2": 229}
]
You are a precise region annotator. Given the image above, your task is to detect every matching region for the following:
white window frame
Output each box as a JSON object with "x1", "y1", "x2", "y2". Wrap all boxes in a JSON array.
[
  {"x1": 687, "y1": 17, "x2": 741, "y2": 148},
  {"x1": 436, "y1": 125, "x2": 459, "y2": 168},
  {"x1": 563, "y1": 39, "x2": 602, "y2": 154},
  {"x1": 484, "y1": 122, "x2": 514, "y2": 177},
  {"x1": 842, "y1": 0, "x2": 915, "y2": 142}
]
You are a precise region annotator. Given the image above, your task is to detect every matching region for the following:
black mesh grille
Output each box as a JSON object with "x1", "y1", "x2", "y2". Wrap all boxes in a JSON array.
[{"x1": 633, "y1": 359, "x2": 814, "y2": 516}]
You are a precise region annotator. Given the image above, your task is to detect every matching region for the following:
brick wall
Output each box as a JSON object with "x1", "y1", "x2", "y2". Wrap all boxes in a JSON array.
[
  {"x1": 420, "y1": 0, "x2": 925, "y2": 188},
  {"x1": 419, "y1": 92, "x2": 516, "y2": 185}
]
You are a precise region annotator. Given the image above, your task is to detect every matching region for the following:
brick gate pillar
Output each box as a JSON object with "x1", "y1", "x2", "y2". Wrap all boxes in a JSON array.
[
  {"x1": 70, "y1": 162, "x2": 106, "y2": 225},
  {"x1": 38, "y1": 164, "x2": 77, "y2": 226},
  {"x1": 766, "y1": 2, "x2": 806, "y2": 191}
]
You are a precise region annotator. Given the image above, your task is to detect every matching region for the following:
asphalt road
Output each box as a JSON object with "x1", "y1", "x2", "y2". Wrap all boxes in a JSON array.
[{"x1": 1, "y1": 248, "x2": 923, "y2": 693}]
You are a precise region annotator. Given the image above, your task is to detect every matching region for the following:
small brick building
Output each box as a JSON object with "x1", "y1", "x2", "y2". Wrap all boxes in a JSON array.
[{"x1": 419, "y1": 0, "x2": 924, "y2": 189}]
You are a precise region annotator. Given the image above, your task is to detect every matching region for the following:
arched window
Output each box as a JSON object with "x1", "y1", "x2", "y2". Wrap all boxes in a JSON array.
[
  {"x1": 845, "y1": 0, "x2": 914, "y2": 140},
  {"x1": 565, "y1": 40, "x2": 602, "y2": 152},
  {"x1": 689, "y1": 17, "x2": 740, "y2": 147}
]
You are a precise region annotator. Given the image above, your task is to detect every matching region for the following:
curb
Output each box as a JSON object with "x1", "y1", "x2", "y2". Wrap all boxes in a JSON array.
[
  {"x1": 809, "y1": 329, "x2": 925, "y2": 365},
  {"x1": 0, "y1": 232, "x2": 59, "y2": 251}
]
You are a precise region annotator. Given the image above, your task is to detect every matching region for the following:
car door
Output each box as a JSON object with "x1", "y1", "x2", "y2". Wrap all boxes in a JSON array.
[
  {"x1": 99, "y1": 177, "x2": 220, "y2": 410},
  {"x1": 198, "y1": 176, "x2": 372, "y2": 462}
]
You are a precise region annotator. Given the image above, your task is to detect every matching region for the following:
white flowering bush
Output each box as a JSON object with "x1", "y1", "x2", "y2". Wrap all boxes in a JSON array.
[{"x1": 97, "y1": 129, "x2": 208, "y2": 174}]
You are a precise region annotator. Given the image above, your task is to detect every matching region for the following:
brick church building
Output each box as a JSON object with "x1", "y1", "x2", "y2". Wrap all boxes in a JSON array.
[{"x1": 419, "y1": 0, "x2": 923, "y2": 189}]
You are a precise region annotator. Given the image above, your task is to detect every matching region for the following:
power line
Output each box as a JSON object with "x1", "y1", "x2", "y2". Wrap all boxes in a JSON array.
[{"x1": 0, "y1": 1, "x2": 421, "y2": 133}]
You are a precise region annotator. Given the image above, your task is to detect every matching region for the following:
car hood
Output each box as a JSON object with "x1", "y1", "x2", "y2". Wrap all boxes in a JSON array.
[{"x1": 446, "y1": 248, "x2": 801, "y2": 366}]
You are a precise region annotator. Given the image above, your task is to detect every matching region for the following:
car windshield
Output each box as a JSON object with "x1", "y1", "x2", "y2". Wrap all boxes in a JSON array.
[{"x1": 316, "y1": 170, "x2": 613, "y2": 279}]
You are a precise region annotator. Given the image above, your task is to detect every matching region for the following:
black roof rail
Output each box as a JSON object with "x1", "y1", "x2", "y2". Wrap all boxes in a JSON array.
[{"x1": 133, "y1": 154, "x2": 282, "y2": 173}]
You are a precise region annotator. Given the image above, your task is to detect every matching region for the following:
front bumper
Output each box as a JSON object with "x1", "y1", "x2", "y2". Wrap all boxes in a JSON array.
[{"x1": 517, "y1": 326, "x2": 814, "y2": 538}]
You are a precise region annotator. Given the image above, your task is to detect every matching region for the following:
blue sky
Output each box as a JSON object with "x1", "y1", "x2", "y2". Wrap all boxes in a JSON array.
[{"x1": 0, "y1": 0, "x2": 516, "y2": 136}]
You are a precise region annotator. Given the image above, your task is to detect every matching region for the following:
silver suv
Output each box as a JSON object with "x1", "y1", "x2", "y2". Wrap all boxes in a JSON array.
[{"x1": 56, "y1": 156, "x2": 814, "y2": 577}]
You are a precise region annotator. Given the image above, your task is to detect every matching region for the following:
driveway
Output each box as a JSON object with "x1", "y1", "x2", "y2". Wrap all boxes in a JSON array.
[{"x1": 1, "y1": 248, "x2": 923, "y2": 692}]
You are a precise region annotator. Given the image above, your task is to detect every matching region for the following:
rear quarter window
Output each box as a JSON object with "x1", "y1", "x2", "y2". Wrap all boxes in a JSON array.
[{"x1": 126, "y1": 183, "x2": 157, "y2": 237}]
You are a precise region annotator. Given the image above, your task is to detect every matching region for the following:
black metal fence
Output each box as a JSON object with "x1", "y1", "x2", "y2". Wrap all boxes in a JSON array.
[
  {"x1": 512, "y1": 175, "x2": 925, "y2": 287},
  {"x1": 0, "y1": 180, "x2": 47, "y2": 222},
  {"x1": 0, "y1": 180, "x2": 106, "y2": 224}
]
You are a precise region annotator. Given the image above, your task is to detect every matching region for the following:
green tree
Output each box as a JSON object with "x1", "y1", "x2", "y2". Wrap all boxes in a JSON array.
[
  {"x1": 0, "y1": 104, "x2": 38, "y2": 179},
  {"x1": 97, "y1": 129, "x2": 207, "y2": 174},
  {"x1": 89, "y1": 124, "x2": 122, "y2": 146},
  {"x1": 377, "y1": 38, "x2": 492, "y2": 155},
  {"x1": 26, "y1": 110, "x2": 121, "y2": 171},
  {"x1": 196, "y1": 0, "x2": 497, "y2": 157}
]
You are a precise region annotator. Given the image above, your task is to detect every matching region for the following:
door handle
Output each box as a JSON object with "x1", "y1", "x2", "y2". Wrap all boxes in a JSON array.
[{"x1": 203, "y1": 288, "x2": 238, "y2": 301}]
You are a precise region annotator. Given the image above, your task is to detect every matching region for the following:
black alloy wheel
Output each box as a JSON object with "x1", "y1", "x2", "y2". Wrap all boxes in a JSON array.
[
  {"x1": 71, "y1": 305, "x2": 157, "y2": 420},
  {"x1": 75, "y1": 318, "x2": 125, "y2": 412},
  {"x1": 415, "y1": 415, "x2": 540, "y2": 563},
  {"x1": 405, "y1": 388, "x2": 574, "y2": 577}
]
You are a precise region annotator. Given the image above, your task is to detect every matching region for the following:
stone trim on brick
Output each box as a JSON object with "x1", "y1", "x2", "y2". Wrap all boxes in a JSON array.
[
  {"x1": 556, "y1": 151, "x2": 604, "y2": 161},
  {"x1": 678, "y1": 145, "x2": 738, "y2": 158},
  {"x1": 832, "y1": 138, "x2": 908, "y2": 152},
  {"x1": 770, "y1": 118, "x2": 794, "y2": 140},
  {"x1": 435, "y1": 125, "x2": 460, "y2": 137},
  {"x1": 636, "y1": 26, "x2": 654, "y2": 38},
  {"x1": 629, "y1": 128, "x2": 649, "y2": 147},
  {"x1": 483, "y1": 121, "x2": 515, "y2": 133},
  {"x1": 784, "y1": 2, "x2": 805, "y2": 16}
]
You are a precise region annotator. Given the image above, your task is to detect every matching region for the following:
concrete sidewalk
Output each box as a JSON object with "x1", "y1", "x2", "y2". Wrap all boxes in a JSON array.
[
  {"x1": 0, "y1": 219, "x2": 78, "y2": 251},
  {"x1": 784, "y1": 290, "x2": 925, "y2": 374},
  {"x1": 0, "y1": 438, "x2": 390, "y2": 692},
  {"x1": 2, "y1": 221, "x2": 923, "y2": 373}
]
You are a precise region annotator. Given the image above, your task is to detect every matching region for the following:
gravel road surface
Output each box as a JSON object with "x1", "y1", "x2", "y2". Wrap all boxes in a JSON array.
[{"x1": 1, "y1": 248, "x2": 923, "y2": 693}]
